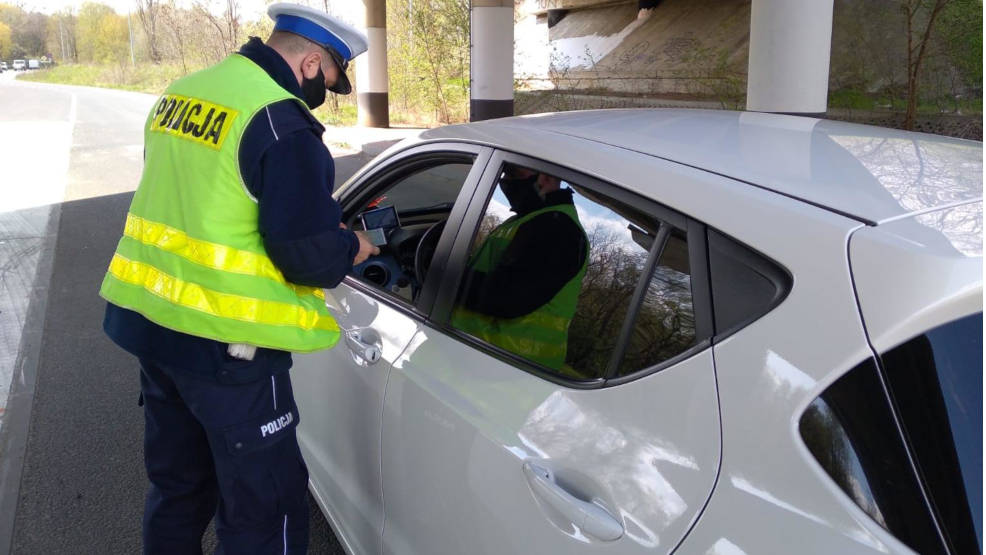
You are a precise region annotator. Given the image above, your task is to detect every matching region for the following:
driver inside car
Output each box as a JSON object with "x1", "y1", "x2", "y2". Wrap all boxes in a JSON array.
[{"x1": 452, "y1": 164, "x2": 589, "y2": 371}]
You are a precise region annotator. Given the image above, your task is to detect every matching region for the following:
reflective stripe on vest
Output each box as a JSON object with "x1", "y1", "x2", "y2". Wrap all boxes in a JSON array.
[
  {"x1": 107, "y1": 254, "x2": 336, "y2": 331},
  {"x1": 99, "y1": 54, "x2": 340, "y2": 352},
  {"x1": 122, "y1": 213, "x2": 324, "y2": 300},
  {"x1": 451, "y1": 203, "x2": 587, "y2": 369}
]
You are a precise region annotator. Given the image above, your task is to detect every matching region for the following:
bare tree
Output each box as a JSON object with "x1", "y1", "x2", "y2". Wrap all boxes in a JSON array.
[
  {"x1": 136, "y1": 0, "x2": 162, "y2": 62},
  {"x1": 160, "y1": 1, "x2": 188, "y2": 73},
  {"x1": 194, "y1": 0, "x2": 240, "y2": 59},
  {"x1": 903, "y1": 0, "x2": 951, "y2": 129}
]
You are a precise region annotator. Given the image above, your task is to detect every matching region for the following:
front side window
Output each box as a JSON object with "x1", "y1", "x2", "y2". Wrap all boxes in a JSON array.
[
  {"x1": 349, "y1": 159, "x2": 474, "y2": 304},
  {"x1": 448, "y1": 161, "x2": 697, "y2": 381}
]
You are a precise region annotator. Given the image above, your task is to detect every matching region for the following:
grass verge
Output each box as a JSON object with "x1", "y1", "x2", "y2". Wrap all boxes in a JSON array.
[
  {"x1": 18, "y1": 63, "x2": 192, "y2": 95},
  {"x1": 19, "y1": 63, "x2": 362, "y2": 126}
]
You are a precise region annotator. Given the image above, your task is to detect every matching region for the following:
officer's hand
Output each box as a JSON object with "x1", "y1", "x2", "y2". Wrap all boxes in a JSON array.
[{"x1": 353, "y1": 231, "x2": 380, "y2": 266}]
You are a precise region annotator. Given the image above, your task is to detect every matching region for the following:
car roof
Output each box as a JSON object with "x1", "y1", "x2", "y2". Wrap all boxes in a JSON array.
[{"x1": 421, "y1": 109, "x2": 983, "y2": 225}]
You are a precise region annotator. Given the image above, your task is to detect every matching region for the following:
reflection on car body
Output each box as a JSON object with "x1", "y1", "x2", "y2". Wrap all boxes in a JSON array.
[{"x1": 292, "y1": 109, "x2": 982, "y2": 555}]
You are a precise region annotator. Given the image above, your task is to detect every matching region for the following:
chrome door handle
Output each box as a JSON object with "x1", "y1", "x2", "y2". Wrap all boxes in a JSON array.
[
  {"x1": 344, "y1": 329, "x2": 382, "y2": 364},
  {"x1": 522, "y1": 461, "x2": 623, "y2": 542}
]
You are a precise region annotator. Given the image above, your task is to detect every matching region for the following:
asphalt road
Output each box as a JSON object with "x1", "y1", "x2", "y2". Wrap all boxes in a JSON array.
[{"x1": 0, "y1": 71, "x2": 367, "y2": 554}]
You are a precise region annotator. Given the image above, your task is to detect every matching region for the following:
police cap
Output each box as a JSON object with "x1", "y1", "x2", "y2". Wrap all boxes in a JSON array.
[{"x1": 267, "y1": 2, "x2": 368, "y2": 95}]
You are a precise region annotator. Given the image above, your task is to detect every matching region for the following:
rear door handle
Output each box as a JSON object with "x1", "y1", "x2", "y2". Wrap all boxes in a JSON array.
[
  {"x1": 522, "y1": 461, "x2": 623, "y2": 542},
  {"x1": 344, "y1": 329, "x2": 382, "y2": 364}
]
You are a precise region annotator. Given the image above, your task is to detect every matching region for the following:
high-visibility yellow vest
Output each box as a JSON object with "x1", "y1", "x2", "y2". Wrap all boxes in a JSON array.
[
  {"x1": 451, "y1": 203, "x2": 587, "y2": 369},
  {"x1": 99, "y1": 53, "x2": 341, "y2": 353}
]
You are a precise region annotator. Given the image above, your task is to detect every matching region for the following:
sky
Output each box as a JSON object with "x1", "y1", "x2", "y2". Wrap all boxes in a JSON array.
[{"x1": 17, "y1": 0, "x2": 343, "y2": 22}]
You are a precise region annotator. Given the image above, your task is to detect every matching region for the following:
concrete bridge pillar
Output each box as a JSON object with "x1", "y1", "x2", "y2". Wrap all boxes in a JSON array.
[
  {"x1": 470, "y1": 0, "x2": 514, "y2": 121},
  {"x1": 746, "y1": 0, "x2": 834, "y2": 115},
  {"x1": 358, "y1": 0, "x2": 389, "y2": 127}
]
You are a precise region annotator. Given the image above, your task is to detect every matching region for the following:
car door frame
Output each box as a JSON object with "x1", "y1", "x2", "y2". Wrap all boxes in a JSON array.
[
  {"x1": 334, "y1": 141, "x2": 495, "y2": 317},
  {"x1": 299, "y1": 141, "x2": 494, "y2": 552},
  {"x1": 426, "y1": 147, "x2": 716, "y2": 389},
  {"x1": 376, "y1": 147, "x2": 726, "y2": 555}
]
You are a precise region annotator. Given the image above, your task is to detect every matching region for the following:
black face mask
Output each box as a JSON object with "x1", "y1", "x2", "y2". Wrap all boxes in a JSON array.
[
  {"x1": 499, "y1": 175, "x2": 543, "y2": 215},
  {"x1": 301, "y1": 66, "x2": 327, "y2": 109}
]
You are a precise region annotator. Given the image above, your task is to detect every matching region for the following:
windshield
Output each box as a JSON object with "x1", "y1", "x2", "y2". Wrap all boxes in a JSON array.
[{"x1": 881, "y1": 312, "x2": 983, "y2": 554}]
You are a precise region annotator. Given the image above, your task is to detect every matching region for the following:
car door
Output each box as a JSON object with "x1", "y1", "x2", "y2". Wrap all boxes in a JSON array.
[
  {"x1": 291, "y1": 142, "x2": 492, "y2": 555},
  {"x1": 380, "y1": 151, "x2": 722, "y2": 554}
]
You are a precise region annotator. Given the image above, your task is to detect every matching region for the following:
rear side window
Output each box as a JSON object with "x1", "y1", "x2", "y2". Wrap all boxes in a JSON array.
[
  {"x1": 881, "y1": 313, "x2": 983, "y2": 554},
  {"x1": 800, "y1": 359, "x2": 947, "y2": 555},
  {"x1": 615, "y1": 229, "x2": 696, "y2": 377},
  {"x1": 801, "y1": 313, "x2": 984, "y2": 555}
]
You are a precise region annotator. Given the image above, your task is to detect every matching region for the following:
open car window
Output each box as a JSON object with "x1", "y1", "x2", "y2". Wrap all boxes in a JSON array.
[{"x1": 348, "y1": 159, "x2": 475, "y2": 305}]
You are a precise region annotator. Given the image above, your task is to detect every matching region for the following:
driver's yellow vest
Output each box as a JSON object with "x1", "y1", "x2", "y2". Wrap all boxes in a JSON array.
[
  {"x1": 451, "y1": 204, "x2": 587, "y2": 369},
  {"x1": 99, "y1": 54, "x2": 341, "y2": 353}
]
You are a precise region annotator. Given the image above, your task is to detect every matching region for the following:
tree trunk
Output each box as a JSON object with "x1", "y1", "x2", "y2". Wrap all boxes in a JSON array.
[
  {"x1": 904, "y1": 0, "x2": 950, "y2": 130},
  {"x1": 137, "y1": 0, "x2": 162, "y2": 63}
]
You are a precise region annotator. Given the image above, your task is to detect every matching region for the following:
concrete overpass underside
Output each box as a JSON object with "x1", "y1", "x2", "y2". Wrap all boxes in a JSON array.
[{"x1": 515, "y1": 0, "x2": 751, "y2": 98}]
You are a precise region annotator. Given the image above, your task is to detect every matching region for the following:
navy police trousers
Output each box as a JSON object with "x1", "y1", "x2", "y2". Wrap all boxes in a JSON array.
[{"x1": 138, "y1": 358, "x2": 309, "y2": 554}]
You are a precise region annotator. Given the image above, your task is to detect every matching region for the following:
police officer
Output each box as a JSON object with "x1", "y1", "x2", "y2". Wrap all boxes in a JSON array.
[
  {"x1": 452, "y1": 165, "x2": 589, "y2": 371},
  {"x1": 99, "y1": 3, "x2": 378, "y2": 553}
]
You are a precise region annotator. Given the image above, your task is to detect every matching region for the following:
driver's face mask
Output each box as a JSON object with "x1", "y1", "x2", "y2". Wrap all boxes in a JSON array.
[{"x1": 499, "y1": 174, "x2": 543, "y2": 215}]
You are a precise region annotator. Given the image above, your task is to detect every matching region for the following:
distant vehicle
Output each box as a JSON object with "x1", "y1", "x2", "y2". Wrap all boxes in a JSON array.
[
  {"x1": 0, "y1": 62, "x2": 7, "y2": 71},
  {"x1": 12, "y1": 60, "x2": 26, "y2": 71},
  {"x1": 27, "y1": 59, "x2": 39, "y2": 70}
]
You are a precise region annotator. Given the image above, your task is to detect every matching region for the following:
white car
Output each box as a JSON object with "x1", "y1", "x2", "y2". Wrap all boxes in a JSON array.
[
  {"x1": 293, "y1": 109, "x2": 982, "y2": 555},
  {"x1": 12, "y1": 59, "x2": 26, "y2": 71}
]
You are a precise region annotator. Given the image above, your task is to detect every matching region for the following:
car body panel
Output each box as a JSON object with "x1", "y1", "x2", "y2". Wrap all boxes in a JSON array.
[
  {"x1": 850, "y1": 201, "x2": 983, "y2": 354},
  {"x1": 297, "y1": 110, "x2": 982, "y2": 555},
  {"x1": 381, "y1": 328, "x2": 720, "y2": 554},
  {"x1": 644, "y1": 164, "x2": 896, "y2": 552},
  {"x1": 671, "y1": 227, "x2": 900, "y2": 554},
  {"x1": 414, "y1": 110, "x2": 982, "y2": 225},
  {"x1": 292, "y1": 286, "x2": 420, "y2": 555}
]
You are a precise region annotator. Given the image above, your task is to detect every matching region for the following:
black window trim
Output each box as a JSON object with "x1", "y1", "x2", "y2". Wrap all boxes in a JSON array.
[
  {"x1": 336, "y1": 142, "x2": 494, "y2": 319},
  {"x1": 706, "y1": 227, "x2": 793, "y2": 344},
  {"x1": 429, "y1": 148, "x2": 715, "y2": 389}
]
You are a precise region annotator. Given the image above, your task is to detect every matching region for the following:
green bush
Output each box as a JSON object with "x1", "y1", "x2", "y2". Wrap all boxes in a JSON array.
[
  {"x1": 829, "y1": 88, "x2": 876, "y2": 110},
  {"x1": 314, "y1": 102, "x2": 358, "y2": 127}
]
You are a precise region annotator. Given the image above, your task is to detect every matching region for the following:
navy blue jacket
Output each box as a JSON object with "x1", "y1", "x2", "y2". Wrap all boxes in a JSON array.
[{"x1": 104, "y1": 38, "x2": 357, "y2": 378}]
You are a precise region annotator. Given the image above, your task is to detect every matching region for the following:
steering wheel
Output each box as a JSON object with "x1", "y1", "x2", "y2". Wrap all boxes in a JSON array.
[{"x1": 414, "y1": 218, "x2": 447, "y2": 284}]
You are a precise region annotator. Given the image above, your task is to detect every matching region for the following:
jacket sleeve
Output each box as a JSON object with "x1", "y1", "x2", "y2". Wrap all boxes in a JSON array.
[{"x1": 250, "y1": 126, "x2": 359, "y2": 288}]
